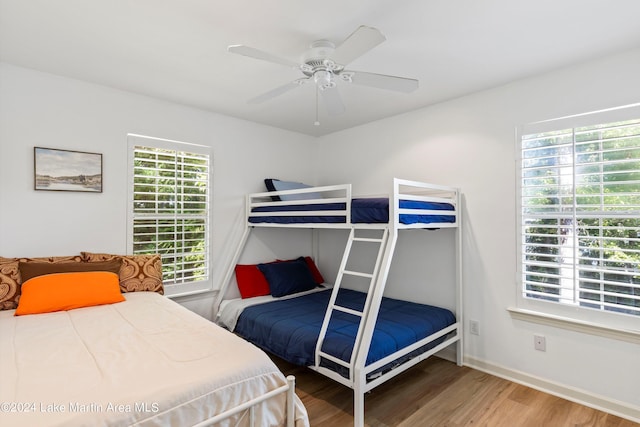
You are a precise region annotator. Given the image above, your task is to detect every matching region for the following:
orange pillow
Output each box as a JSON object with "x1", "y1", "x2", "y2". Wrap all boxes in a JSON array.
[{"x1": 15, "y1": 271, "x2": 125, "y2": 316}]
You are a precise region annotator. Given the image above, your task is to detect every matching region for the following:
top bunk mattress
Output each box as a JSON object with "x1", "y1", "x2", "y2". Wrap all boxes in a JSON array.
[{"x1": 249, "y1": 197, "x2": 456, "y2": 225}]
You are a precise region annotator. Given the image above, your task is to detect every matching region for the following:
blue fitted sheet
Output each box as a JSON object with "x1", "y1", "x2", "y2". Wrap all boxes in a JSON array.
[
  {"x1": 234, "y1": 288, "x2": 456, "y2": 371},
  {"x1": 249, "y1": 198, "x2": 455, "y2": 225}
]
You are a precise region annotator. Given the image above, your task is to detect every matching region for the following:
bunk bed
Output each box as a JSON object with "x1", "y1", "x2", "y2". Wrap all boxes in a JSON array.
[
  {"x1": 0, "y1": 255, "x2": 309, "y2": 427},
  {"x1": 215, "y1": 178, "x2": 463, "y2": 427}
]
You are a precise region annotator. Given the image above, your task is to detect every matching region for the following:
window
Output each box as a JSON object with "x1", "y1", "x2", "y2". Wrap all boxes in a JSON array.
[
  {"x1": 519, "y1": 108, "x2": 640, "y2": 320},
  {"x1": 127, "y1": 134, "x2": 211, "y2": 295}
]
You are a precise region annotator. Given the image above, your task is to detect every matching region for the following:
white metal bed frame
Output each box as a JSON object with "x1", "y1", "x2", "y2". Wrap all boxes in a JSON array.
[
  {"x1": 215, "y1": 178, "x2": 463, "y2": 427},
  {"x1": 195, "y1": 375, "x2": 297, "y2": 427}
]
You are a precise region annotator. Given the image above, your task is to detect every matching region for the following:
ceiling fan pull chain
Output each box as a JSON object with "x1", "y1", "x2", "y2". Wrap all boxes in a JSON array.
[{"x1": 314, "y1": 86, "x2": 320, "y2": 126}]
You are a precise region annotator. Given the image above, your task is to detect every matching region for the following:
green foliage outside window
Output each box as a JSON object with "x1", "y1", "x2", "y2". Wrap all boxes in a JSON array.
[
  {"x1": 521, "y1": 119, "x2": 640, "y2": 316},
  {"x1": 132, "y1": 146, "x2": 209, "y2": 285}
]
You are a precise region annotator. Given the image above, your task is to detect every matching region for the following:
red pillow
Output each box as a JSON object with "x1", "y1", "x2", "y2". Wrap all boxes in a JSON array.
[
  {"x1": 235, "y1": 264, "x2": 270, "y2": 299},
  {"x1": 303, "y1": 256, "x2": 325, "y2": 284}
]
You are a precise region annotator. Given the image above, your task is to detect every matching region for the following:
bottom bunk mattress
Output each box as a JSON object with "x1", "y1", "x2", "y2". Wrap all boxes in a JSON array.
[
  {"x1": 0, "y1": 292, "x2": 308, "y2": 427},
  {"x1": 232, "y1": 288, "x2": 456, "y2": 375}
]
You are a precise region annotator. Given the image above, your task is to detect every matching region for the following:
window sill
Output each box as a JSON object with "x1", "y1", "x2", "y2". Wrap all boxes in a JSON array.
[
  {"x1": 507, "y1": 307, "x2": 640, "y2": 344},
  {"x1": 165, "y1": 288, "x2": 215, "y2": 300}
]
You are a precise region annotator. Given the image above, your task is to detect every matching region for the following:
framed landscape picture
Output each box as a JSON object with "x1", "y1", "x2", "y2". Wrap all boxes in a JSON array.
[{"x1": 34, "y1": 147, "x2": 103, "y2": 193}]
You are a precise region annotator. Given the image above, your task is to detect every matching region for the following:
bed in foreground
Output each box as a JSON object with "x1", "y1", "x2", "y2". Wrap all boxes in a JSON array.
[{"x1": 0, "y1": 254, "x2": 308, "y2": 427}]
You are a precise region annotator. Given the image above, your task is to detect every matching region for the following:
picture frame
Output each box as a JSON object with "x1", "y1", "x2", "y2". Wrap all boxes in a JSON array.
[{"x1": 34, "y1": 147, "x2": 103, "y2": 193}]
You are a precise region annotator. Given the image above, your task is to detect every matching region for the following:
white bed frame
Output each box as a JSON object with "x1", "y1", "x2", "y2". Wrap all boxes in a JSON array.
[
  {"x1": 215, "y1": 178, "x2": 463, "y2": 427},
  {"x1": 197, "y1": 375, "x2": 297, "y2": 427}
]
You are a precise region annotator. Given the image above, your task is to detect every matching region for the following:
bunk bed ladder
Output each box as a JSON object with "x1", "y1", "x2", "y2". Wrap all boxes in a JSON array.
[{"x1": 314, "y1": 227, "x2": 389, "y2": 379}]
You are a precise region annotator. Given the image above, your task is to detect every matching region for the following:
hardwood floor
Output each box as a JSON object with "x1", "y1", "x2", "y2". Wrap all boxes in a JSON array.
[{"x1": 273, "y1": 356, "x2": 638, "y2": 427}]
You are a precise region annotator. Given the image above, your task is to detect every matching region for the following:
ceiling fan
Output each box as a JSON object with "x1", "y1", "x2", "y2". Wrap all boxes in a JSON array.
[{"x1": 228, "y1": 25, "x2": 419, "y2": 123}]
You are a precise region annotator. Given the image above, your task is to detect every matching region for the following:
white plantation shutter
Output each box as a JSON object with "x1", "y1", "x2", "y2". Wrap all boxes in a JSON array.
[
  {"x1": 520, "y1": 111, "x2": 640, "y2": 317},
  {"x1": 127, "y1": 135, "x2": 211, "y2": 290}
]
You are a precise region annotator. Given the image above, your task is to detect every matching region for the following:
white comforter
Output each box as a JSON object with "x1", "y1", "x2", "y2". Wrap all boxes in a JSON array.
[{"x1": 0, "y1": 292, "x2": 308, "y2": 427}]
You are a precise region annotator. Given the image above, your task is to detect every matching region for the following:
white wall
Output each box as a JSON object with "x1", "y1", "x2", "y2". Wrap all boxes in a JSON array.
[
  {"x1": 0, "y1": 62, "x2": 315, "y2": 318},
  {"x1": 315, "y1": 48, "x2": 640, "y2": 418}
]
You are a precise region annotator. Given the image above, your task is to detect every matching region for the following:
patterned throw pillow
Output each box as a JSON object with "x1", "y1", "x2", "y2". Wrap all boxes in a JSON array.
[
  {"x1": 81, "y1": 252, "x2": 164, "y2": 295},
  {"x1": 0, "y1": 255, "x2": 84, "y2": 311},
  {"x1": 0, "y1": 258, "x2": 20, "y2": 310}
]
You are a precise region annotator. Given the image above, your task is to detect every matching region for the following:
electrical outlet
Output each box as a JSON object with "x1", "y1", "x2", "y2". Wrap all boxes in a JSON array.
[
  {"x1": 470, "y1": 320, "x2": 479, "y2": 336},
  {"x1": 534, "y1": 334, "x2": 546, "y2": 351}
]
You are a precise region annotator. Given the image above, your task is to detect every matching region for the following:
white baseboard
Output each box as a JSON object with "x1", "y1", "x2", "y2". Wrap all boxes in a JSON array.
[{"x1": 463, "y1": 355, "x2": 640, "y2": 424}]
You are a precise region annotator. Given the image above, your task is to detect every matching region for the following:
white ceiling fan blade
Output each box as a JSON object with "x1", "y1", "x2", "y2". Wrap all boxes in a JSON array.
[
  {"x1": 346, "y1": 70, "x2": 419, "y2": 93},
  {"x1": 320, "y1": 87, "x2": 345, "y2": 116},
  {"x1": 248, "y1": 78, "x2": 309, "y2": 104},
  {"x1": 228, "y1": 45, "x2": 299, "y2": 68},
  {"x1": 330, "y1": 26, "x2": 386, "y2": 66}
]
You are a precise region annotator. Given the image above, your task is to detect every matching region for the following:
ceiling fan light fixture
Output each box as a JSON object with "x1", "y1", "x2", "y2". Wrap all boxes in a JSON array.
[{"x1": 314, "y1": 70, "x2": 336, "y2": 90}]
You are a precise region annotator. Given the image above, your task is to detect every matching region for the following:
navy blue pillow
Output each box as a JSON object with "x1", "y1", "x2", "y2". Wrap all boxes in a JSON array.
[
  {"x1": 264, "y1": 178, "x2": 323, "y2": 202},
  {"x1": 258, "y1": 257, "x2": 317, "y2": 298}
]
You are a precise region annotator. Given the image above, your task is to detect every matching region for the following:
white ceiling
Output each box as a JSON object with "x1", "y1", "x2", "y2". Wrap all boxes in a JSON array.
[{"x1": 1, "y1": 0, "x2": 640, "y2": 137}]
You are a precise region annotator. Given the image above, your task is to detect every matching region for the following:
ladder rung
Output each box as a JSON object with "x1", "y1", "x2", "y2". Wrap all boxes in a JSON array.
[
  {"x1": 318, "y1": 351, "x2": 351, "y2": 368},
  {"x1": 353, "y1": 237, "x2": 384, "y2": 243},
  {"x1": 333, "y1": 305, "x2": 363, "y2": 316},
  {"x1": 343, "y1": 270, "x2": 373, "y2": 278}
]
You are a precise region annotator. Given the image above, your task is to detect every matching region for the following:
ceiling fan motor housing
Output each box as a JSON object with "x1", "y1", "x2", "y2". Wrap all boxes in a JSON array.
[
  {"x1": 301, "y1": 40, "x2": 344, "y2": 89},
  {"x1": 302, "y1": 40, "x2": 335, "y2": 64}
]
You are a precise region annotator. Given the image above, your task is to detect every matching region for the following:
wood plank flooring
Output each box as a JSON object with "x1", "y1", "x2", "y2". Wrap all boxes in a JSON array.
[{"x1": 272, "y1": 356, "x2": 638, "y2": 427}]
